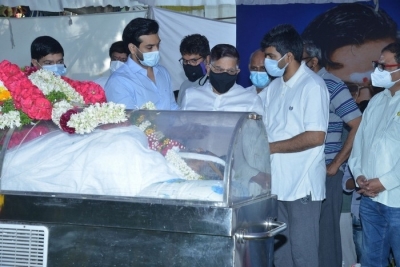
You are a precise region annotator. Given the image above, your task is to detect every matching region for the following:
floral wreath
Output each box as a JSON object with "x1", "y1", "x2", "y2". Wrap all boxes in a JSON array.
[
  {"x1": 0, "y1": 60, "x2": 202, "y2": 180},
  {"x1": 0, "y1": 60, "x2": 126, "y2": 134},
  {"x1": 134, "y1": 103, "x2": 202, "y2": 180}
]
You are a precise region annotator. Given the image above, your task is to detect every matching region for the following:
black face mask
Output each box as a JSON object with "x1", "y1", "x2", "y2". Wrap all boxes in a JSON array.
[
  {"x1": 183, "y1": 62, "x2": 206, "y2": 82},
  {"x1": 209, "y1": 71, "x2": 237, "y2": 94}
]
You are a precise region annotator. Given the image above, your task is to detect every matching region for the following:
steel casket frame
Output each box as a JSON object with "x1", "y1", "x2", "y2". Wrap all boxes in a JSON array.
[{"x1": 0, "y1": 194, "x2": 278, "y2": 267}]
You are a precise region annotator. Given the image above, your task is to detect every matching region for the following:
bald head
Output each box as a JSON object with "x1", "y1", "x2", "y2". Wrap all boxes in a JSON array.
[{"x1": 249, "y1": 49, "x2": 266, "y2": 72}]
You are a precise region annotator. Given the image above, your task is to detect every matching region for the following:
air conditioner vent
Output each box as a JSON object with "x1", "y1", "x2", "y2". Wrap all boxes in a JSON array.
[{"x1": 0, "y1": 223, "x2": 48, "y2": 267}]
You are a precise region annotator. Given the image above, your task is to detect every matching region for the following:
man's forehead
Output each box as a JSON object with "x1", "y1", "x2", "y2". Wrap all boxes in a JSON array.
[
  {"x1": 265, "y1": 46, "x2": 280, "y2": 56},
  {"x1": 182, "y1": 54, "x2": 201, "y2": 59},
  {"x1": 40, "y1": 53, "x2": 63, "y2": 61},
  {"x1": 139, "y1": 34, "x2": 160, "y2": 44},
  {"x1": 379, "y1": 51, "x2": 395, "y2": 63},
  {"x1": 214, "y1": 57, "x2": 237, "y2": 67}
]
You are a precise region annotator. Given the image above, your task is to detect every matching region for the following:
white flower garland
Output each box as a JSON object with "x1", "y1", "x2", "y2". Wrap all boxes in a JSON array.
[
  {"x1": 67, "y1": 102, "x2": 127, "y2": 134},
  {"x1": 0, "y1": 81, "x2": 21, "y2": 129},
  {"x1": 0, "y1": 110, "x2": 21, "y2": 130},
  {"x1": 140, "y1": 101, "x2": 156, "y2": 110},
  {"x1": 138, "y1": 120, "x2": 151, "y2": 131},
  {"x1": 51, "y1": 100, "x2": 73, "y2": 127},
  {"x1": 28, "y1": 69, "x2": 84, "y2": 103},
  {"x1": 165, "y1": 148, "x2": 202, "y2": 180}
]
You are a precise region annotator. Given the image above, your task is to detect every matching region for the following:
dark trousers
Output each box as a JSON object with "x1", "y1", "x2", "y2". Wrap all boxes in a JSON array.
[
  {"x1": 319, "y1": 171, "x2": 343, "y2": 267},
  {"x1": 274, "y1": 196, "x2": 321, "y2": 267}
]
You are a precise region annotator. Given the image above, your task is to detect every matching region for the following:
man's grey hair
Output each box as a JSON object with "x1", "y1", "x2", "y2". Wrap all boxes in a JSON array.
[{"x1": 303, "y1": 39, "x2": 322, "y2": 65}]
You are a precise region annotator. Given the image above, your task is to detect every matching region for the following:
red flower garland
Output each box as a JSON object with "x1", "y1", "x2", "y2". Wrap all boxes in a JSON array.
[
  {"x1": 61, "y1": 76, "x2": 106, "y2": 104},
  {"x1": 0, "y1": 60, "x2": 52, "y2": 120},
  {"x1": 59, "y1": 109, "x2": 78, "y2": 134},
  {"x1": 0, "y1": 60, "x2": 107, "y2": 125}
]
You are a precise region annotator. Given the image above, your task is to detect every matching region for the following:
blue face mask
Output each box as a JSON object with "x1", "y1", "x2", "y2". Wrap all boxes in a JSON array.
[
  {"x1": 264, "y1": 54, "x2": 288, "y2": 77},
  {"x1": 137, "y1": 49, "x2": 160, "y2": 67},
  {"x1": 250, "y1": 71, "x2": 270, "y2": 88},
  {"x1": 42, "y1": 64, "x2": 67, "y2": 76}
]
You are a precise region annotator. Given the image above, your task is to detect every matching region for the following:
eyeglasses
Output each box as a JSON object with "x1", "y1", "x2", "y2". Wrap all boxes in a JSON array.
[
  {"x1": 344, "y1": 82, "x2": 374, "y2": 99},
  {"x1": 179, "y1": 57, "x2": 203, "y2": 66},
  {"x1": 372, "y1": 61, "x2": 400, "y2": 72},
  {"x1": 209, "y1": 63, "x2": 239, "y2": 76}
]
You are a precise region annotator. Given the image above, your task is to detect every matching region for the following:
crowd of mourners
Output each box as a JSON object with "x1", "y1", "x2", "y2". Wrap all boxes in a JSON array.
[{"x1": 26, "y1": 3, "x2": 399, "y2": 267}]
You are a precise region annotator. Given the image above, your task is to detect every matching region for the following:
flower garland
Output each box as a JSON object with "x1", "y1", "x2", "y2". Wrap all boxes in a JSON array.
[
  {"x1": 0, "y1": 60, "x2": 126, "y2": 134},
  {"x1": 134, "y1": 103, "x2": 202, "y2": 180},
  {"x1": 0, "y1": 81, "x2": 21, "y2": 129}
]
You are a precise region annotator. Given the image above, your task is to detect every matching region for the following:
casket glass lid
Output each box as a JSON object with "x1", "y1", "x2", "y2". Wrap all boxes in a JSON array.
[{"x1": 0, "y1": 110, "x2": 271, "y2": 207}]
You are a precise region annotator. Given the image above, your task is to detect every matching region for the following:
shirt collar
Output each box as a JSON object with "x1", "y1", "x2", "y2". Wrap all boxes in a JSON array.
[{"x1": 282, "y1": 61, "x2": 307, "y2": 88}]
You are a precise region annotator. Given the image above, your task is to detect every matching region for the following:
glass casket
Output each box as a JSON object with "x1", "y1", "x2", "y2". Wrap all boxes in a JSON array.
[{"x1": 0, "y1": 110, "x2": 285, "y2": 267}]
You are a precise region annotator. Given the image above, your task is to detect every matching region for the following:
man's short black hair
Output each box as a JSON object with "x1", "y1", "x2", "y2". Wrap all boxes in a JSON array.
[
  {"x1": 210, "y1": 44, "x2": 240, "y2": 64},
  {"x1": 122, "y1": 18, "x2": 159, "y2": 48},
  {"x1": 30, "y1": 36, "x2": 64, "y2": 61},
  {"x1": 302, "y1": 3, "x2": 398, "y2": 69},
  {"x1": 179, "y1": 34, "x2": 210, "y2": 58},
  {"x1": 261, "y1": 24, "x2": 303, "y2": 63},
  {"x1": 382, "y1": 42, "x2": 400, "y2": 64},
  {"x1": 109, "y1": 41, "x2": 129, "y2": 58}
]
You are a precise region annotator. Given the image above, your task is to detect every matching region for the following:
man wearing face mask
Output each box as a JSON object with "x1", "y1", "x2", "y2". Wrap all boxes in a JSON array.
[
  {"x1": 105, "y1": 18, "x2": 179, "y2": 110},
  {"x1": 177, "y1": 34, "x2": 210, "y2": 106},
  {"x1": 261, "y1": 24, "x2": 330, "y2": 267},
  {"x1": 246, "y1": 49, "x2": 271, "y2": 105},
  {"x1": 94, "y1": 41, "x2": 129, "y2": 89},
  {"x1": 30, "y1": 35, "x2": 67, "y2": 76},
  {"x1": 180, "y1": 44, "x2": 263, "y2": 114},
  {"x1": 348, "y1": 42, "x2": 400, "y2": 267},
  {"x1": 302, "y1": 39, "x2": 362, "y2": 267}
]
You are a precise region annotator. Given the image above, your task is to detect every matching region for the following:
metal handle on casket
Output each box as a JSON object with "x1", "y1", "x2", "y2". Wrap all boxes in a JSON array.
[{"x1": 235, "y1": 220, "x2": 287, "y2": 243}]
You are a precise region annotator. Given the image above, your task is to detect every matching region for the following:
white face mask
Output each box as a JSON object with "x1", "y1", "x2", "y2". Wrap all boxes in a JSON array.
[
  {"x1": 137, "y1": 49, "x2": 160, "y2": 67},
  {"x1": 110, "y1": 60, "x2": 125, "y2": 73},
  {"x1": 41, "y1": 64, "x2": 67, "y2": 76},
  {"x1": 371, "y1": 67, "x2": 400, "y2": 89},
  {"x1": 264, "y1": 54, "x2": 288, "y2": 77}
]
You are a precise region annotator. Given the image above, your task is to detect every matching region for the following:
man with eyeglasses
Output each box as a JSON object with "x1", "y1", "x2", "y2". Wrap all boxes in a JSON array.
[
  {"x1": 348, "y1": 42, "x2": 400, "y2": 267},
  {"x1": 30, "y1": 35, "x2": 66, "y2": 76},
  {"x1": 302, "y1": 39, "x2": 362, "y2": 267},
  {"x1": 180, "y1": 43, "x2": 263, "y2": 115},
  {"x1": 177, "y1": 34, "x2": 210, "y2": 106},
  {"x1": 94, "y1": 41, "x2": 129, "y2": 89},
  {"x1": 105, "y1": 18, "x2": 179, "y2": 110}
]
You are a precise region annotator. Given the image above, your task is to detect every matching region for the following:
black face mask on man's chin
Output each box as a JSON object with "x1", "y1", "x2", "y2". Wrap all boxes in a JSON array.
[
  {"x1": 183, "y1": 62, "x2": 206, "y2": 82},
  {"x1": 209, "y1": 71, "x2": 237, "y2": 94}
]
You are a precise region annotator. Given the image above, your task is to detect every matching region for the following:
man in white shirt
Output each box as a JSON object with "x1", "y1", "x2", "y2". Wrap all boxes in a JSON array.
[
  {"x1": 181, "y1": 44, "x2": 263, "y2": 115},
  {"x1": 246, "y1": 49, "x2": 271, "y2": 105},
  {"x1": 348, "y1": 41, "x2": 400, "y2": 267},
  {"x1": 261, "y1": 24, "x2": 330, "y2": 267},
  {"x1": 177, "y1": 34, "x2": 210, "y2": 106},
  {"x1": 94, "y1": 41, "x2": 129, "y2": 89}
]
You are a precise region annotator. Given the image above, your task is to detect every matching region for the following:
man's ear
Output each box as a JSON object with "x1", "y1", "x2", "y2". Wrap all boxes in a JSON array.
[
  {"x1": 286, "y1": 52, "x2": 294, "y2": 64},
  {"x1": 128, "y1": 43, "x2": 136, "y2": 55},
  {"x1": 31, "y1": 59, "x2": 39, "y2": 67},
  {"x1": 310, "y1": 57, "x2": 319, "y2": 69},
  {"x1": 204, "y1": 55, "x2": 210, "y2": 65},
  {"x1": 206, "y1": 62, "x2": 210, "y2": 75}
]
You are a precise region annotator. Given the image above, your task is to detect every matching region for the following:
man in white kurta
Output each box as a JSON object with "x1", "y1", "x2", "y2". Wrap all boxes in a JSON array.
[
  {"x1": 181, "y1": 81, "x2": 263, "y2": 114},
  {"x1": 348, "y1": 42, "x2": 400, "y2": 266},
  {"x1": 181, "y1": 43, "x2": 263, "y2": 115}
]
